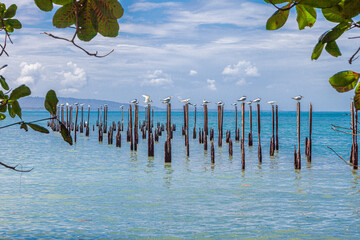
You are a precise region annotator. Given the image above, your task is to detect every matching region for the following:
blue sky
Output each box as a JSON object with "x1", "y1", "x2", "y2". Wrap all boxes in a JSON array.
[{"x1": 1, "y1": 0, "x2": 358, "y2": 110}]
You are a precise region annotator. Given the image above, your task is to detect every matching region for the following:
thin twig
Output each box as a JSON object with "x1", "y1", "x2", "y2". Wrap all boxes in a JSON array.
[
  {"x1": 0, "y1": 161, "x2": 33, "y2": 172},
  {"x1": 268, "y1": 0, "x2": 297, "y2": 11},
  {"x1": 332, "y1": 127, "x2": 360, "y2": 136},
  {"x1": 0, "y1": 117, "x2": 56, "y2": 129},
  {"x1": 327, "y1": 146, "x2": 357, "y2": 167},
  {"x1": 349, "y1": 46, "x2": 360, "y2": 64}
]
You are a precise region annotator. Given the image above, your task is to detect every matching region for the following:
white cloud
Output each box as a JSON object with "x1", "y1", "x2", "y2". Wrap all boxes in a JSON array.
[
  {"x1": 207, "y1": 79, "x2": 216, "y2": 91},
  {"x1": 16, "y1": 62, "x2": 42, "y2": 85},
  {"x1": 222, "y1": 60, "x2": 260, "y2": 76},
  {"x1": 236, "y1": 79, "x2": 246, "y2": 86},
  {"x1": 129, "y1": 1, "x2": 180, "y2": 12},
  {"x1": 58, "y1": 62, "x2": 87, "y2": 88},
  {"x1": 59, "y1": 88, "x2": 79, "y2": 94},
  {"x1": 189, "y1": 70, "x2": 197, "y2": 76},
  {"x1": 142, "y1": 69, "x2": 173, "y2": 86}
]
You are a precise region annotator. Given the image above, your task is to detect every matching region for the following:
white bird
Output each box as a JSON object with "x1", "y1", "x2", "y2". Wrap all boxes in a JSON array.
[
  {"x1": 215, "y1": 101, "x2": 224, "y2": 106},
  {"x1": 142, "y1": 94, "x2": 152, "y2": 104},
  {"x1": 161, "y1": 96, "x2": 172, "y2": 103},
  {"x1": 231, "y1": 102, "x2": 237, "y2": 106},
  {"x1": 203, "y1": 99, "x2": 211, "y2": 104},
  {"x1": 292, "y1": 95, "x2": 304, "y2": 101},
  {"x1": 237, "y1": 96, "x2": 247, "y2": 102},
  {"x1": 253, "y1": 98, "x2": 261, "y2": 103},
  {"x1": 267, "y1": 101, "x2": 276, "y2": 105},
  {"x1": 180, "y1": 98, "x2": 191, "y2": 104},
  {"x1": 190, "y1": 103, "x2": 197, "y2": 107},
  {"x1": 246, "y1": 101, "x2": 252, "y2": 105},
  {"x1": 130, "y1": 99, "x2": 138, "y2": 104},
  {"x1": 119, "y1": 105, "x2": 124, "y2": 109}
]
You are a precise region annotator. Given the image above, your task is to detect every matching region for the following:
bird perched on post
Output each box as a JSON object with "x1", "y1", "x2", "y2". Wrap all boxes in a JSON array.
[
  {"x1": 246, "y1": 101, "x2": 253, "y2": 105},
  {"x1": 180, "y1": 98, "x2": 191, "y2": 104},
  {"x1": 253, "y1": 98, "x2": 261, "y2": 103},
  {"x1": 161, "y1": 96, "x2": 172, "y2": 104},
  {"x1": 237, "y1": 96, "x2": 247, "y2": 102},
  {"x1": 142, "y1": 94, "x2": 152, "y2": 104},
  {"x1": 215, "y1": 101, "x2": 224, "y2": 106},
  {"x1": 267, "y1": 101, "x2": 276, "y2": 105},
  {"x1": 203, "y1": 99, "x2": 211, "y2": 105},
  {"x1": 292, "y1": 95, "x2": 304, "y2": 101},
  {"x1": 231, "y1": 102, "x2": 237, "y2": 106},
  {"x1": 130, "y1": 99, "x2": 139, "y2": 105}
]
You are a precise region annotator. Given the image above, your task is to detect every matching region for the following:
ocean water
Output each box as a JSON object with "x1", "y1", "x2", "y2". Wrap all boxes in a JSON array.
[{"x1": 0, "y1": 109, "x2": 359, "y2": 239}]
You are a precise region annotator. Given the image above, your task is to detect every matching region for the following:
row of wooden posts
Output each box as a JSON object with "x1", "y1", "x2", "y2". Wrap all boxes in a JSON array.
[{"x1": 50, "y1": 102, "x2": 314, "y2": 170}]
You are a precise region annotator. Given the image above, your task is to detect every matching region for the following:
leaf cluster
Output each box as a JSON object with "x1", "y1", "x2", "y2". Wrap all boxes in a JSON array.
[
  {"x1": 0, "y1": 65, "x2": 72, "y2": 145},
  {"x1": 35, "y1": 0, "x2": 124, "y2": 42},
  {"x1": 265, "y1": 0, "x2": 360, "y2": 109}
]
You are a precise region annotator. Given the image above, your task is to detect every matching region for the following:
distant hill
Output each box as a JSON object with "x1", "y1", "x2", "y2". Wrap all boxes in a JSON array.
[{"x1": 19, "y1": 97, "x2": 163, "y2": 111}]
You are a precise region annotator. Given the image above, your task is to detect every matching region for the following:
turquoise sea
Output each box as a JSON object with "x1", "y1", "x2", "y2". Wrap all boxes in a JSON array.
[{"x1": 1, "y1": 110, "x2": 359, "y2": 239}]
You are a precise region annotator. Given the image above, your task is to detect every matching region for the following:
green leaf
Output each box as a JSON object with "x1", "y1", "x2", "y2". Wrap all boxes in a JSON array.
[
  {"x1": 5, "y1": 23, "x2": 14, "y2": 33},
  {"x1": 322, "y1": 6, "x2": 347, "y2": 23},
  {"x1": 6, "y1": 19, "x2": 22, "y2": 29},
  {"x1": 266, "y1": 4, "x2": 291, "y2": 30},
  {"x1": 0, "y1": 104, "x2": 6, "y2": 113},
  {"x1": 325, "y1": 41, "x2": 342, "y2": 57},
  {"x1": 20, "y1": 123, "x2": 28, "y2": 132},
  {"x1": 296, "y1": 5, "x2": 316, "y2": 30},
  {"x1": 0, "y1": 75, "x2": 9, "y2": 90},
  {"x1": 295, "y1": 0, "x2": 342, "y2": 8},
  {"x1": 0, "y1": 3, "x2": 6, "y2": 17},
  {"x1": 44, "y1": 90, "x2": 58, "y2": 115},
  {"x1": 0, "y1": 113, "x2": 6, "y2": 121},
  {"x1": 34, "y1": 0, "x2": 53, "y2": 12},
  {"x1": 343, "y1": 0, "x2": 360, "y2": 19},
  {"x1": 10, "y1": 85, "x2": 31, "y2": 101},
  {"x1": 53, "y1": 3, "x2": 75, "y2": 28},
  {"x1": 60, "y1": 122, "x2": 73, "y2": 145},
  {"x1": 94, "y1": 0, "x2": 124, "y2": 19},
  {"x1": 264, "y1": 0, "x2": 290, "y2": 3},
  {"x1": 28, "y1": 123, "x2": 50, "y2": 133},
  {"x1": 320, "y1": 22, "x2": 350, "y2": 43},
  {"x1": 311, "y1": 41, "x2": 325, "y2": 60},
  {"x1": 7, "y1": 104, "x2": 15, "y2": 118},
  {"x1": 4, "y1": 4, "x2": 17, "y2": 18},
  {"x1": 53, "y1": 0, "x2": 73, "y2": 5},
  {"x1": 77, "y1": 1, "x2": 98, "y2": 41},
  {"x1": 329, "y1": 71, "x2": 360, "y2": 92},
  {"x1": 97, "y1": 17, "x2": 119, "y2": 37},
  {"x1": 11, "y1": 100, "x2": 22, "y2": 119}
]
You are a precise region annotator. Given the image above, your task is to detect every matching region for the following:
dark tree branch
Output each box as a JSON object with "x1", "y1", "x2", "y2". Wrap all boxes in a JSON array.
[
  {"x1": 268, "y1": 0, "x2": 297, "y2": 11},
  {"x1": 0, "y1": 162, "x2": 33, "y2": 172},
  {"x1": 327, "y1": 146, "x2": 358, "y2": 167},
  {"x1": 0, "y1": 117, "x2": 56, "y2": 129},
  {"x1": 349, "y1": 46, "x2": 360, "y2": 64}
]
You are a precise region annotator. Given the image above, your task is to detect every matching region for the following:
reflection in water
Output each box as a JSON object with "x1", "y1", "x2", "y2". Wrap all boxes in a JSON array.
[{"x1": 163, "y1": 163, "x2": 174, "y2": 188}]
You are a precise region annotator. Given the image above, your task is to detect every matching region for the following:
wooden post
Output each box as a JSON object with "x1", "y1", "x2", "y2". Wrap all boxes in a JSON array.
[
  {"x1": 148, "y1": 104, "x2": 151, "y2": 156},
  {"x1": 211, "y1": 141, "x2": 215, "y2": 164},
  {"x1": 204, "y1": 104, "x2": 208, "y2": 135},
  {"x1": 307, "y1": 103, "x2": 312, "y2": 162},
  {"x1": 129, "y1": 105, "x2": 133, "y2": 151},
  {"x1": 218, "y1": 105, "x2": 222, "y2": 147},
  {"x1": 80, "y1": 105, "x2": 84, "y2": 133},
  {"x1": 270, "y1": 105, "x2": 275, "y2": 156},
  {"x1": 74, "y1": 105, "x2": 79, "y2": 143},
  {"x1": 257, "y1": 104, "x2": 262, "y2": 163},
  {"x1": 241, "y1": 102, "x2": 245, "y2": 169},
  {"x1": 229, "y1": 138, "x2": 233, "y2": 157},
  {"x1": 235, "y1": 105, "x2": 239, "y2": 141},
  {"x1": 193, "y1": 106, "x2": 197, "y2": 139},
  {"x1": 276, "y1": 105, "x2": 279, "y2": 151},
  {"x1": 248, "y1": 105, "x2": 253, "y2": 146},
  {"x1": 355, "y1": 108, "x2": 358, "y2": 170},
  {"x1": 295, "y1": 102, "x2": 301, "y2": 169},
  {"x1": 97, "y1": 107, "x2": 99, "y2": 126}
]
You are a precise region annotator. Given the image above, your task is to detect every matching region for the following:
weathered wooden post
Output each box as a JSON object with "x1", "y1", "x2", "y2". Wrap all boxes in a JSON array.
[
  {"x1": 80, "y1": 104, "x2": 84, "y2": 133},
  {"x1": 86, "y1": 105, "x2": 90, "y2": 137},
  {"x1": 134, "y1": 104, "x2": 139, "y2": 151},
  {"x1": 241, "y1": 102, "x2": 245, "y2": 169},
  {"x1": 211, "y1": 141, "x2": 215, "y2": 164},
  {"x1": 97, "y1": 107, "x2": 99, "y2": 126},
  {"x1": 74, "y1": 104, "x2": 79, "y2": 142},
  {"x1": 295, "y1": 102, "x2": 301, "y2": 169},
  {"x1": 276, "y1": 105, "x2": 279, "y2": 151},
  {"x1": 248, "y1": 104, "x2": 253, "y2": 146},
  {"x1": 270, "y1": 104, "x2": 275, "y2": 156},
  {"x1": 193, "y1": 105, "x2": 197, "y2": 139},
  {"x1": 235, "y1": 104, "x2": 239, "y2": 141},
  {"x1": 61, "y1": 104, "x2": 64, "y2": 125},
  {"x1": 66, "y1": 104, "x2": 69, "y2": 129},
  {"x1": 218, "y1": 105, "x2": 222, "y2": 147},
  {"x1": 306, "y1": 103, "x2": 312, "y2": 162},
  {"x1": 129, "y1": 105, "x2": 133, "y2": 151},
  {"x1": 229, "y1": 137, "x2": 233, "y2": 157},
  {"x1": 257, "y1": 103, "x2": 262, "y2": 163},
  {"x1": 186, "y1": 103, "x2": 190, "y2": 157},
  {"x1": 164, "y1": 103, "x2": 172, "y2": 163},
  {"x1": 204, "y1": 104, "x2": 208, "y2": 151}
]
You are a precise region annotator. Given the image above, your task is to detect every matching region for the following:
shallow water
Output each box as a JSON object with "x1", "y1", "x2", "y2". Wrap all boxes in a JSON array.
[{"x1": 0, "y1": 110, "x2": 359, "y2": 239}]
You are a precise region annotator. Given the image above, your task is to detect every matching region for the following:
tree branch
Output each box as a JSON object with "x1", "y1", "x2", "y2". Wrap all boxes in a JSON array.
[
  {"x1": 268, "y1": 0, "x2": 297, "y2": 11},
  {"x1": 0, "y1": 162, "x2": 33, "y2": 172},
  {"x1": 327, "y1": 146, "x2": 358, "y2": 167},
  {"x1": 349, "y1": 46, "x2": 360, "y2": 64}
]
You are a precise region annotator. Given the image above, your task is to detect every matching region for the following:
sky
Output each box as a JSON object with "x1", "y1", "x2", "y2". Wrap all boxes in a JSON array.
[{"x1": 0, "y1": 0, "x2": 358, "y2": 111}]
